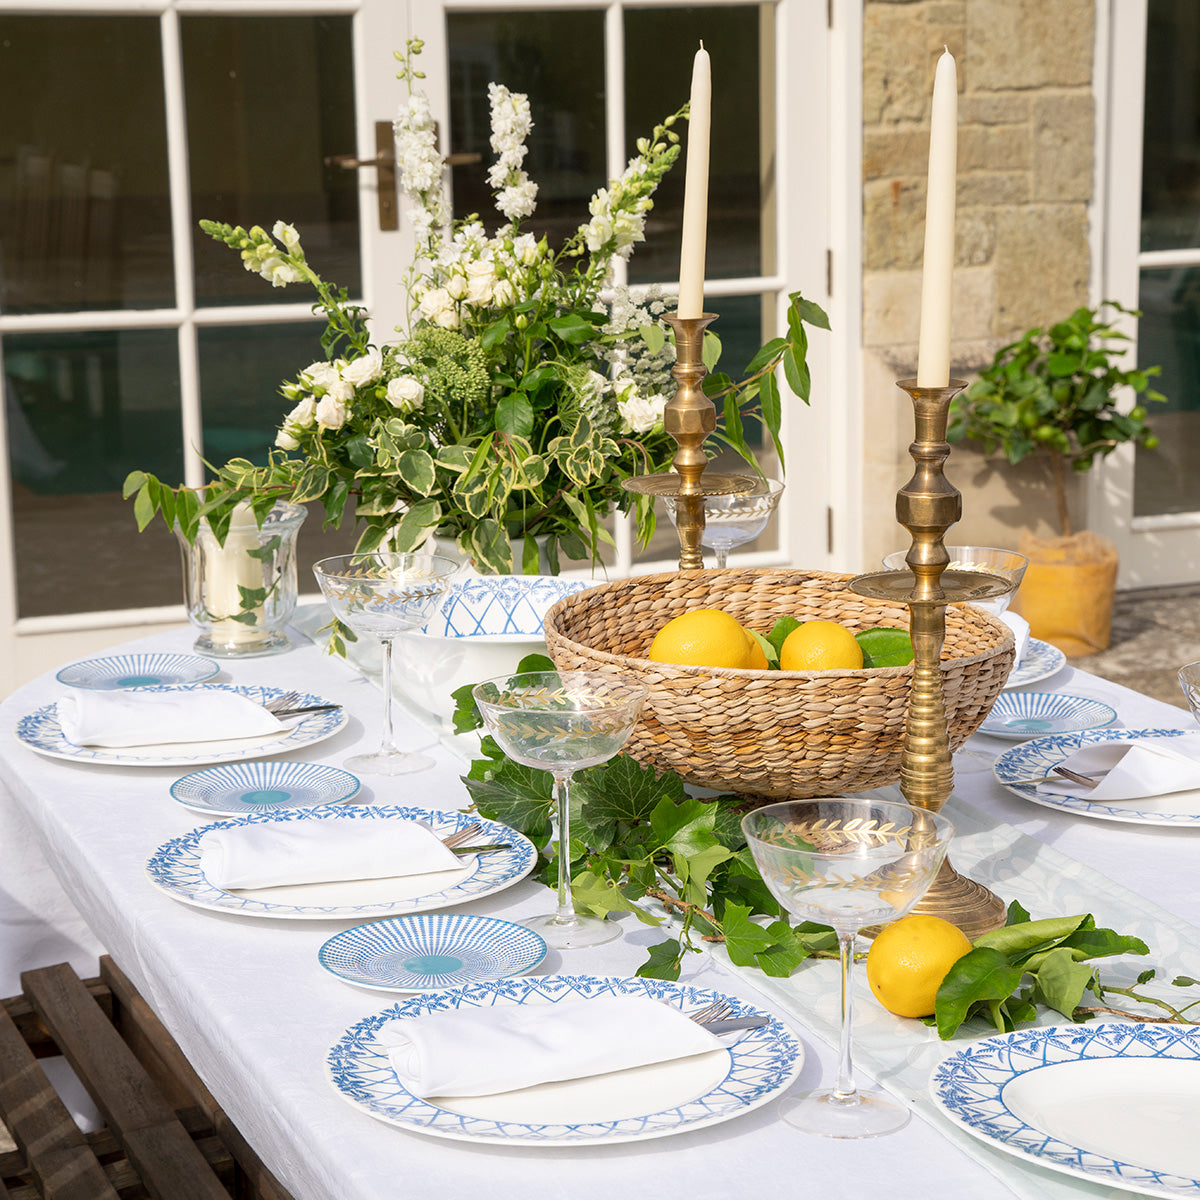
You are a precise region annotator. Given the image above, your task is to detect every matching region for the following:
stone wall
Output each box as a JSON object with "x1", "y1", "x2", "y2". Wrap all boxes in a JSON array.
[{"x1": 859, "y1": 0, "x2": 1096, "y2": 570}]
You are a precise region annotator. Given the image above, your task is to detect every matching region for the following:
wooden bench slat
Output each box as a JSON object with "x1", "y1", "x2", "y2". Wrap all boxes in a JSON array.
[
  {"x1": 20, "y1": 964, "x2": 231, "y2": 1200},
  {"x1": 0, "y1": 1004, "x2": 118, "y2": 1200}
]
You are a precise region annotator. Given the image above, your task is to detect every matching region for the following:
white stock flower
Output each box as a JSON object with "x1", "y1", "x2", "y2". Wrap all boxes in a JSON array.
[
  {"x1": 496, "y1": 180, "x2": 538, "y2": 221},
  {"x1": 315, "y1": 393, "x2": 348, "y2": 430},
  {"x1": 386, "y1": 375, "x2": 425, "y2": 414},
  {"x1": 511, "y1": 233, "x2": 539, "y2": 265},
  {"x1": 341, "y1": 347, "x2": 383, "y2": 387}
]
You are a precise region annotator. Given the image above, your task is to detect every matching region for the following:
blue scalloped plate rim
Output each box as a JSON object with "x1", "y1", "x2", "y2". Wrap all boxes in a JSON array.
[
  {"x1": 318, "y1": 913, "x2": 547, "y2": 993},
  {"x1": 170, "y1": 760, "x2": 361, "y2": 816},
  {"x1": 56, "y1": 652, "x2": 220, "y2": 690},
  {"x1": 979, "y1": 691, "x2": 1116, "y2": 739},
  {"x1": 932, "y1": 1023, "x2": 1200, "y2": 1198},
  {"x1": 993, "y1": 727, "x2": 1200, "y2": 826},
  {"x1": 145, "y1": 805, "x2": 536, "y2": 920},
  {"x1": 1003, "y1": 638, "x2": 1067, "y2": 689},
  {"x1": 326, "y1": 974, "x2": 804, "y2": 1145}
]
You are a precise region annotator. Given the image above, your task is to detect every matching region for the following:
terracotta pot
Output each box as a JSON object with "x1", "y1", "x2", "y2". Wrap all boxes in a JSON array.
[{"x1": 1011, "y1": 532, "x2": 1118, "y2": 656}]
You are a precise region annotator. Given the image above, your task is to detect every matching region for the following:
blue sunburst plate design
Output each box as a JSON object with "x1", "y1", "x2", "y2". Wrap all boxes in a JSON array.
[
  {"x1": 170, "y1": 760, "x2": 361, "y2": 816},
  {"x1": 16, "y1": 685, "x2": 346, "y2": 768},
  {"x1": 326, "y1": 975, "x2": 804, "y2": 1145},
  {"x1": 56, "y1": 652, "x2": 220, "y2": 690},
  {"x1": 319, "y1": 913, "x2": 547, "y2": 993},
  {"x1": 146, "y1": 805, "x2": 536, "y2": 920},
  {"x1": 993, "y1": 727, "x2": 1200, "y2": 826},
  {"x1": 1003, "y1": 638, "x2": 1067, "y2": 689},
  {"x1": 979, "y1": 691, "x2": 1116, "y2": 739},
  {"x1": 932, "y1": 1023, "x2": 1200, "y2": 1198}
]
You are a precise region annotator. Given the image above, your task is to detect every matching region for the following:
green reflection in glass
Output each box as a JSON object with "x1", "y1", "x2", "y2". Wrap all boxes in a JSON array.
[
  {"x1": 1134, "y1": 265, "x2": 1200, "y2": 516},
  {"x1": 0, "y1": 16, "x2": 173, "y2": 314},
  {"x1": 183, "y1": 16, "x2": 360, "y2": 307},
  {"x1": 626, "y1": 6, "x2": 764, "y2": 285},
  {"x1": 447, "y1": 10, "x2": 606, "y2": 245},
  {"x1": 5, "y1": 329, "x2": 183, "y2": 616}
]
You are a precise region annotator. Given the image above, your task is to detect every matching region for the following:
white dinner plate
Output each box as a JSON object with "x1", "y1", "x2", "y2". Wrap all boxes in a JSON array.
[
  {"x1": 56, "y1": 652, "x2": 219, "y2": 690},
  {"x1": 170, "y1": 760, "x2": 361, "y2": 816},
  {"x1": 15, "y1": 684, "x2": 347, "y2": 767},
  {"x1": 326, "y1": 975, "x2": 804, "y2": 1145},
  {"x1": 1003, "y1": 638, "x2": 1067, "y2": 689},
  {"x1": 978, "y1": 691, "x2": 1116, "y2": 739},
  {"x1": 931, "y1": 1023, "x2": 1200, "y2": 1198},
  {"x1": 993, "y1": 727, "x2": 1200, "y2": 826},
  {"x1": 145, "y1": 805, "x2": 537, "y2": 920},
  {"x1": 318, "y1": 912, "x2": 547, "y2": 993}
]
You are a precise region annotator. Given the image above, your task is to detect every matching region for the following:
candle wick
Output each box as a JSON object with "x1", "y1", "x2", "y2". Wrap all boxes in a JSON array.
[{"x1": 699, "y1": 39, "x2": 705, "y2": 49}]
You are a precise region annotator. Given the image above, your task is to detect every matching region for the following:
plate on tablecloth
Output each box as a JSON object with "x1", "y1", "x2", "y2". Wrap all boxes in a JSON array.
[
  {"x1": 319, "y1": 913, "x2": 547, "y2": 993},
  {"x1": 15, "y1": 685, "x2": 346, "y2": 767},
  {"x1": 326, "y1": 975, "x2": 803, "y2": 1145},
  {"x1": 56, "y1": 652, "x2": 219, "y2": 690},
  {"x1": 146, "y1": 805, "x2": 536, "y2": 920},
  {"x1": 170, "y1": 760, "x2": 361, "y2": 816},
  {"x1": 993, "y1": 727, "x2": 1200, "y2": 826},
  {"x1": 1003, "y1": 638, "x2": 1067, "y2": 689},
  {"x1": 978, "y1": 691, "x2": 1116, "y2": 739},
  {"x1": 932, "y1": 1023, "x2": 1200, "y2": 1198}
]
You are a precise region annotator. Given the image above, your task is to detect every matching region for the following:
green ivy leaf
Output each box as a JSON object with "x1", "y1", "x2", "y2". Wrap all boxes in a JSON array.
[
  {"x1": 636, "y1": 938, "x2": 684, "y2": 980},
  {"x1": 461, "y1": 757, "x2": 554, "y2": 841}
]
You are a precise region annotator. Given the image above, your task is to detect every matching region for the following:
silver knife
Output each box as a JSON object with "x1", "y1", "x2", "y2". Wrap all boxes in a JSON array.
[
  {"x1": 448, "y1": 843, "x2": 511, "y2": 857},
  {"x1": 701, "y1": 1016, "x2": 773, "y2": 1034}
]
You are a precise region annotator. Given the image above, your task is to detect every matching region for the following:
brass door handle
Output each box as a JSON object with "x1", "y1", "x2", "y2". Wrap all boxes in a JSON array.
[{"x1": 326, "y1": 121, "x2": 398, "y2": 231}]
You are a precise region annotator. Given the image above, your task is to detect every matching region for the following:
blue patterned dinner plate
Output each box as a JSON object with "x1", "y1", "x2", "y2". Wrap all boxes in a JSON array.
[
  {"x1": 1003, "y1": 638, "x2": 1067, "y2": 689},
  {"x1": 932, "y1": 1024, "x2": 1200, "y2": 1198},
  {"x1": 978, "y1": 691, "x2": 1116, "y2": 739},
  {"x1": 319, "y1": 913, "x2": 546, "y2": 993},
  {"x1": 423, "y1": 576, "x2": 590, "y2": 638},
  {"x1": 993, "y1": 727, "x2": 1200, "y2": 826},
  {"x1": 326, "y1": 974, "x2": 803, "y2": 1145},
  {"x1": 145, "y1": 805, "x2": 536, "y2": 920},
  {"x1": 15, "y1": 684, "x2": 346, "y2": 768},
  {"x1": 170, "y1": 760, "x2": 360, "y2": 816},
  {"x1": 56, "y1": 652, "x2": 220, "y2": 690}
]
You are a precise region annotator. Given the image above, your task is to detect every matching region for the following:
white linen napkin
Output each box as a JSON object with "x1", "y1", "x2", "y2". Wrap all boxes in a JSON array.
[
  {"x1": 1036, "y1": 733, "x2": 1200, "y2": 801},
  {"x1": 999, "y1": 610, "x2": 1030, "y2": 666},
  {"x1": 199, "y1": 818, "x2": 463, "y2": 890},
  {"x1": 378, "y1": 994, "x2": 725, "y2": 1098},
  {"x1": 56, "y1": 690, "x2": 286, "y2": 748}
]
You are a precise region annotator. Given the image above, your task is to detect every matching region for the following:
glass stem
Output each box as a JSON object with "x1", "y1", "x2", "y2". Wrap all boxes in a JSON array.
[
  {"x1": 833, "y1": 929, "x2": 860, "y2": 1105},
  {"x1": 379, "y1": 636, "x2": 400, "y2": 755},
  {"x1": 552, "y1": 770, "x2": 578, "y2": 927},
  {"x1": 715, "y1": 546, "x2": 729, "y2": 569}
]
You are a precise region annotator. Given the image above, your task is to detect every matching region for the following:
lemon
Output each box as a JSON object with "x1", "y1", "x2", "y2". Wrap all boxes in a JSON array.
[
  {"x1": 779, "y1": 620, "x2": 864, "y2": 671},
  {"x1": 865, "y1": 914, "x2": 973, "y2": 1018},
  {"x1": 647, "y1": 608, "x2": 754, "y2": 669}
]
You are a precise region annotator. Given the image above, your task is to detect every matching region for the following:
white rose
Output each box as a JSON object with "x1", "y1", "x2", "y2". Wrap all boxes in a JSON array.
[
  {"x1": 445, "y1": 273, "x2": 469, "y2": 301},
  {"x1": 386, "y1": 376, "x2": 425, "y2": 414},
  {"x1": 275, "y1": 428, "x2": 300, "y2": 450},
  {"x1": 315, "y1": 394, "x2": 348, "y2": 430},
  {"x1": 617, "y1": 385, "x2": 666, "y2": 435},
  {"x1": 466, "y1": 263, "x2": 496, "y2": 305},
  {"x1": 492, "y1": 278, "x2": 517, "y2": 307},
  {"x1": 326, "y1": 378, "x2": 355, "y2": 403},
  {"x1": 286, "y1": 397, "x2": 317, "y2": 427},
  {"x1": 301, "y1": 361, "x2": 339, "y2": 391},
  {"x1": 434, "y1": 305, "x2": 460, "y2": 329},
  {"x1": 418, "y1": 287, "x2": 453, "y2": 322},
  {"x1": 341, "y1": 347, "x2": 383, "y2": 387},
  {"x1": 272, "y1": 220, "x2": 301, "y2": 251}
]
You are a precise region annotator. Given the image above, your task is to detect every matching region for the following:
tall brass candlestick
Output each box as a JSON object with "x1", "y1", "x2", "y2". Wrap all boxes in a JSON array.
[
  {"x1": 622, "y1": 312, "x2": 753, "y2": 569},
  {"x1": 851, "y1": 378, "x2": 1010, "y2": 938}
]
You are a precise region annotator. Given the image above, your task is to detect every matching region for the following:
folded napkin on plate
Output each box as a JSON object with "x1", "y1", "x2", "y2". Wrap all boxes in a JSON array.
[
  {"x1": 199, "y1": 818, "x2": 463, "y2": 890},
  {"x1": 999, "y1": 610, "x2": 1030, "y2": 666},
  {"x1": 1036, "y1": 733, "x2": 1200, "y2": 801},
  {"x1": 378, "y1": 994, "x2": 724, "y2": 1098},
  {"x1": 56, "y1": 690, "x2": 285, "y2": 748}
]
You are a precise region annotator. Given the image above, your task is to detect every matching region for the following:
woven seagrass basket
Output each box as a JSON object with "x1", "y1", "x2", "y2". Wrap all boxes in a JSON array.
[{"x1": 542, "y1": 568, "x2": 1014, "y2": 799}]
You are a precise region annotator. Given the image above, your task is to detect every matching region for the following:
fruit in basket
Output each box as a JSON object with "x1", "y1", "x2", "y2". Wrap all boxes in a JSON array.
[
  {"x1": 647, "y1": 608, "x2": 759, "y2": 669},
  {"x1": 865, "y1": 914, "x2": 973, "y2": 1018},
  {"x1": 779, "y1": 620, "x2": 864, "y2": 671}
]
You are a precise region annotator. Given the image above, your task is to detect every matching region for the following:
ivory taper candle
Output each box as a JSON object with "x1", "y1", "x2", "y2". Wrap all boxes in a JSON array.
[{"x1": 677, "y1": 44, "x2": 711, "y2": 320}]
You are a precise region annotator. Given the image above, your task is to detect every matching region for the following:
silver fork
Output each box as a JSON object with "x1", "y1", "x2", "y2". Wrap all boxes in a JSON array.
[
  {"x1": 442, "y1": 823, "x2": 483, "y2": 849},
  {"x1": 1053, "y1": 765, "x2": 1101, "y2": 787},
  {"x1": 264, "y1": 691, "x2": 301, "y2": 714},
  {"x1": 689, "y1": 1000, "x2": 733, "y2": 1025}
]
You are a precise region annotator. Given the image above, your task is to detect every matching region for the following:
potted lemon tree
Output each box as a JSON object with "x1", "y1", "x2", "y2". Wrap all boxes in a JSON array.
[{"x1": 948, "y1": 301, "x2": 1164, "y2": 655}]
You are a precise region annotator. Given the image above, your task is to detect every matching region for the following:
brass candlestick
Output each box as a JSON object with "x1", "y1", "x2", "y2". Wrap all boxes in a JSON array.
[
  {"x1": 851, "y1": 378, "x2": 1010, "y2": 938},
  {"x1": 622, "y1": 312, "x2": 754, "y2": 569}
]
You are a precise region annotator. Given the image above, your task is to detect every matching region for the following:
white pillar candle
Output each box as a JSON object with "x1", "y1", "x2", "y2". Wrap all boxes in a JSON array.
[
  {"x1": 677, "y1": 44, "x2": 711, "y2": 320},
  {"x1": 916, "y1": 47, "x2": 958, "y2": 387},
  {"x1": 205, "y1": 503, "x2": 266, "y2": 647}
]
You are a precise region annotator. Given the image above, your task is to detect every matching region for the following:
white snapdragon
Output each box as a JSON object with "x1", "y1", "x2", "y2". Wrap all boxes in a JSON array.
[
  {"x1": 258, "y1": 255, "x2": 304, "y2": 287},
  {"x1": 584, "y1": 214, "x2": 614, "y2": 253},
  {"x1": 386, "y1": 375, "x2": 425, "y2": 414},
  {"x1": 315, "y1": 393, "x2": 348, "y2": 430},
  {"x1": 341, "y1": 347, "x2": 383, "y2": 387},
  {"x1": 616, "y1": 379, "x2": 666, "y2": 435},
  {"x1": 272, "y1": 221, "x2": 302, "y2": 252}
]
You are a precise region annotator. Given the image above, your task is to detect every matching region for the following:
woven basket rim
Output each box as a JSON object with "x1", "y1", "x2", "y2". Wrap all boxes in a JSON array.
[{"x1": 542, "y1": 566, "x2": 1014, "y2": 678}]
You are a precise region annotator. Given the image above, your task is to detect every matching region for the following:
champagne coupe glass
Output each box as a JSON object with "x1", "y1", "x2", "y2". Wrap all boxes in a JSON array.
[
  {"x1": 313, "y1": 553, "x2": 459, "y2": 776},
  {"x1": 742, "y1": 797, "x2": 954, "y2": 1138},
  {"x1": 882, "y1": 545, "x2": 1028, "y2": 616},
  {"x1": 664, "y1": 478, "x2": 784, "y2": 568},
  {"x1": 473, "y1": 670, "x2": 649, "y2": 949}
]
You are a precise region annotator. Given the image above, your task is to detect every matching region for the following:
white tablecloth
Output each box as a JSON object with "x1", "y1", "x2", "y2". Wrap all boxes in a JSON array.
[{"x1": 1, "y1": 624, "x2": 1195, "y2": 1200}]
